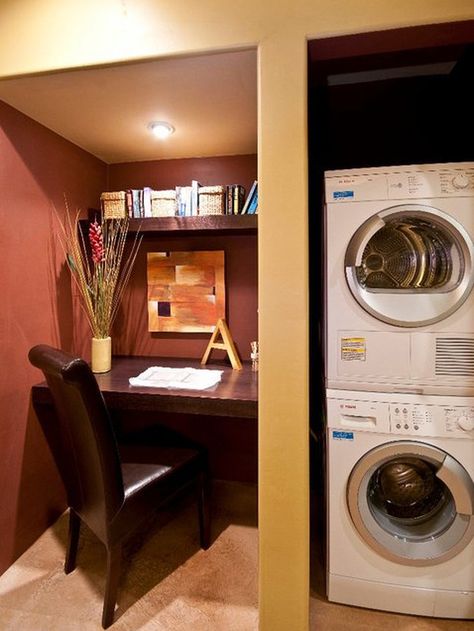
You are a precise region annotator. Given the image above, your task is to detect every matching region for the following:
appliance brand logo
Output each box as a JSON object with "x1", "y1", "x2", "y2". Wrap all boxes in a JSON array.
[
  {"x1": 332, "y1": 430, "x2": 354, "y2": 441},
  {"x1": 333, "y1": 191, "x2": 354, "y2": 199}
]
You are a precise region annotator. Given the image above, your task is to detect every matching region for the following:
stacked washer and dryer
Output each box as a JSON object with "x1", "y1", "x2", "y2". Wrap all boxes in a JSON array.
[{"x1": 324, "y1": 162, "x2": 474, "y2": 619}]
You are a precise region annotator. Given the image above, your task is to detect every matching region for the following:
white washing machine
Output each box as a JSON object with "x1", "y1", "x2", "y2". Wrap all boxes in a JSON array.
[
  {"x1": 326, "y1": 388, "x2": 474, "y2": 618},
  {"x1": 325, "y1": 162, "x2": 474, "y2": 395}
]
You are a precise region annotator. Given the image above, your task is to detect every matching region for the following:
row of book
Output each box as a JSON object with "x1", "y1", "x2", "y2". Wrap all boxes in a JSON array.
[
  {"x1": 174, "y1": 180, "x2": 258, "y2": 216},
  {"x1": 101, "y1": 180, "x2": 258, "y2": 219}
]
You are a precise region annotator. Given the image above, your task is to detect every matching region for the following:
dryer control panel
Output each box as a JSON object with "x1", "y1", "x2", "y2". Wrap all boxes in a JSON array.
[
  {"x1": 389, "y1": 403, "x2": 474, "y2": 437},
  {"x1": 325, "y1": 161, "x2": 474, "y2": 202}
]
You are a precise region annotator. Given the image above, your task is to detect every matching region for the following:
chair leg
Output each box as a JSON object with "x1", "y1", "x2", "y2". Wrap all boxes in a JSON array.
[
  {"x1": 64, "y1": 509, "x2": 81, "y2": 574},
  {"x1": 197, "y1": 471, "x2": 211, "y2": 550},
  {"x1": 102, "y1": 543, "x2": 122, "y2": 629}
]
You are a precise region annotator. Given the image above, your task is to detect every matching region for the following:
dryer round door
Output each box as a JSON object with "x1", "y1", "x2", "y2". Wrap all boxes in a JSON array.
[
  {"x1": 347, "y1": 441, "x2": 474, "y2": 566},
  {"x1": 345, "y1": 205, "x2": 474, "y2": 327}
]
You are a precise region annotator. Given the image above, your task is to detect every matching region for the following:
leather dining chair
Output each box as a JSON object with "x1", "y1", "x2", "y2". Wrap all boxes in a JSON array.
[{"x1": 28, "y1": 344, "x2": 211, "y2": 628}]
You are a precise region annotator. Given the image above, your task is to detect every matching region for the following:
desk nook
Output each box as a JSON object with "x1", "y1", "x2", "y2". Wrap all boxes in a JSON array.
[{"x1": 32, "y1": 355, "x2": 258, "y2": 484}]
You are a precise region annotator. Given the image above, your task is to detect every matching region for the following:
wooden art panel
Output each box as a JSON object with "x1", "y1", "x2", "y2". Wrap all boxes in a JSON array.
[{"x1": 147, "y1": 250, "x2": 225, "y2": 332}]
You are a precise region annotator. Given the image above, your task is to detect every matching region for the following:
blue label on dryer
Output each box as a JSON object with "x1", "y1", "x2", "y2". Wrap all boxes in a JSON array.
[
  {"x1": 332, "y1": 430, "x2": 354, "y2": 441},
  {"x1": 333, "y1": 190, "x2": 354, "y2": 199}
]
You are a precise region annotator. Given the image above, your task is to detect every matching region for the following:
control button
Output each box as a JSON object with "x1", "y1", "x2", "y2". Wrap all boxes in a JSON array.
[
  {"x1": 395, "y1": 408, "x2": 399, "y2": 414},
  {"x1": 457, "y1": 415, "x2": 474, "y2": 432},
  {"x1": 396, "y1": 423, "x2": 401, "y2": 429},
  {"x1": 402, "y1": 408, "x2": 407, "y2": 414},
  {"x1": 404, "y1": 424, "x2": 409, "y2": 430},
  {"x1": 452, "y1": 174, "x2": 470, "y2": 189},
  {"x1": 414, "y1": 425, "x2": 419, "y2": 431}
]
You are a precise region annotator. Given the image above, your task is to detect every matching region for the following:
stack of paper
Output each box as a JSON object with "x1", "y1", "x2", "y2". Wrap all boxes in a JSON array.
[{"x1": 129, "y1": 366, "x2": 223, "y2": 391}]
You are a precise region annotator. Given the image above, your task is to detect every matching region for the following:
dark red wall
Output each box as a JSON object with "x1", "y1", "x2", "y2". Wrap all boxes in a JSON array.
[
  {"x1": 0, "y1": 99, "x2": 107, "y2": 574},
  {"x1": 108, "y1": 154, "x2": 257, "y2": 197},
  {"x1": 0, "y1": 100, "x2": 257, "y2": 574},
  {"x1": 108, "y1": 156, "x2": 258, "y2": 362}
]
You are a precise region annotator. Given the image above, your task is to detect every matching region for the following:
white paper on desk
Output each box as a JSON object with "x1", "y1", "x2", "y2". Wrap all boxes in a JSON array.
[{"x1": 129, "y1": 366, "x2": 223, "y2": 390}]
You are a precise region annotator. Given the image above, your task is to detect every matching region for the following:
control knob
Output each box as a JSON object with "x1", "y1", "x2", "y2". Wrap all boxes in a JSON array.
[
  {"x1": 456, "y1": 415, "x2": 474, "y2": 432},
  {"x1": 452, "y1": 174, "x2": 470, "y2": 189}
]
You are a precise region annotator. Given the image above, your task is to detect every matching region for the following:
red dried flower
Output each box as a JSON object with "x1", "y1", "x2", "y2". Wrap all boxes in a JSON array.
[{"x1": 89, "y1": 220, "x2": 105, "y2": 264}]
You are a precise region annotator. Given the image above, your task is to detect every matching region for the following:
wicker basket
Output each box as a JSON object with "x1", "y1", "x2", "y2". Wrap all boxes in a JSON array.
[
  {"x1": 199, "y1": 185, "x2": 225, "y2": 215},
  {"x1": 151, "y1": 190, "x2": 177, "y2": 217},
  {"x1": 100, "y1": 191, "x2": 127, "y2": 219}
]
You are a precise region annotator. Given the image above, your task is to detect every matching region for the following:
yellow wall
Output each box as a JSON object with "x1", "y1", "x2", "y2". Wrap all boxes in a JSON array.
[{"x1": 1, "y1": 2, "x2": 473, "y2": 630}]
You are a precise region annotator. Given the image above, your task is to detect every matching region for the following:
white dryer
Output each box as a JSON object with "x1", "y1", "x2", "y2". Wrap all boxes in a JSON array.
[
  {"x1": 326, "y1": 388, "x2": 474, "y2": 618},
  {"x1": 325, "y1": 162, "x2": 474, "y2": 395}
]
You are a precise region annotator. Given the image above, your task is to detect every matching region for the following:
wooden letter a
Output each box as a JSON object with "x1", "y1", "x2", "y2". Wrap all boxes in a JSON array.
[{"x1": 201, "y1": 318, "x2": 242, "y2": 370}]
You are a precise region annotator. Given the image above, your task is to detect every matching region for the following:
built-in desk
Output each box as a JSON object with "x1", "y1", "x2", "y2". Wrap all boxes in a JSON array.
[
  {"x1": 32, "y1": 355, "x2": 258, "y2": 417},
  {"x1": 32, "y1": 356, "x2": 258, "y2": 482}
]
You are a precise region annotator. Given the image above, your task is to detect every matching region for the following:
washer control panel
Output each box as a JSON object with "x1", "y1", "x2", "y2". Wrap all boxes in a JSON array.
[{"x1": 389, "y1": 403, "x2": 474, "y2": 437}]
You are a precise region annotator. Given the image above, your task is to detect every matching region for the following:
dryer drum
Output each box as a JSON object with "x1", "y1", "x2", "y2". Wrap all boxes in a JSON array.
[
  {"x1": 370, "y1": 457, "x2": 447, "y2": 522},
  {"x1": 356, "y1": 217, "x2": 454, "y2": 291}
]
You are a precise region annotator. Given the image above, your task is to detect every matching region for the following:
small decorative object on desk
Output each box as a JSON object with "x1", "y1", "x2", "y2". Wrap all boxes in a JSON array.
[
  {"x1": 250, "y1": 341, "x2": 259, "y2": 371},
  {"x1": 201, "y1": 318, "x2": 242, "y2": 370},
  {"x1": 57, "y1": 204, "x2": 142, "y2": 373}
]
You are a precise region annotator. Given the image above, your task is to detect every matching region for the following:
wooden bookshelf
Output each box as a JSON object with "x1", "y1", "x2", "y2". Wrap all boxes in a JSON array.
[{"x1": 83, "y1": 214, "x2": 257, "y2": 235}]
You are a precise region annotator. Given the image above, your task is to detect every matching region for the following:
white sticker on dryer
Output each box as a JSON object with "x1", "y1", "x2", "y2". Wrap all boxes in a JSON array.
[{"x1": 341, "y1": 337, "x2": 366, "y2": 361}]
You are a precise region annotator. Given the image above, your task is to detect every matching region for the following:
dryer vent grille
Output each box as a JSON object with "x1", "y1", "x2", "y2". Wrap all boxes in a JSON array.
[{"x1": 435, "y1": 337, "x2": 474, "y2": 377}]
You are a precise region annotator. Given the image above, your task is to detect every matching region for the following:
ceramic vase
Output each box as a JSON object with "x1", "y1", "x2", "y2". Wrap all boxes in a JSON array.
[{"x1": 91, "y1": 336, "x2": 112, "y2": 373}]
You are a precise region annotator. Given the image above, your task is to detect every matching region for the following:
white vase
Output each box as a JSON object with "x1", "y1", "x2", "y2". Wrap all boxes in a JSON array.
[{"x1": 91, "y1": 336, "x2": 112, "y2": 373}]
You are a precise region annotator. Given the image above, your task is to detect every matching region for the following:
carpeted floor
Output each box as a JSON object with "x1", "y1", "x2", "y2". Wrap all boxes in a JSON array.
[
  {"x1": 0, "y1": 481, "x2": 471, "y2": 630},
  {"x1": 0, "y1": 481, "x2": 258, "y2": 630}
]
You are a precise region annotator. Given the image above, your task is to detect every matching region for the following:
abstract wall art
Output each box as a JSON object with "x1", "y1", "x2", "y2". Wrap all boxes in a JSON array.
[{"x1": 147, "y1": 250, "x2": 225, "y2": 332}]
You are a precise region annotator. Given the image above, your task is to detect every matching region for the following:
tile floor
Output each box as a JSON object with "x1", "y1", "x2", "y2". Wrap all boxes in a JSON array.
[{"x1": 0, "y1": 482, "x2": 471, "y2": 630}]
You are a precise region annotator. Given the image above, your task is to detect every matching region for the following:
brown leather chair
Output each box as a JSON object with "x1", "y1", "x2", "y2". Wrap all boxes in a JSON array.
[{"x1": 28, "y1": 344, "x2": 211, "y2": 628}]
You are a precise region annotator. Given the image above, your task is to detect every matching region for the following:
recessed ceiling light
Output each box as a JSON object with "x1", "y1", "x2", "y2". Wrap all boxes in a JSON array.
[{"x1": 147, "y1": 121, "x2": 175, "y2": 139}]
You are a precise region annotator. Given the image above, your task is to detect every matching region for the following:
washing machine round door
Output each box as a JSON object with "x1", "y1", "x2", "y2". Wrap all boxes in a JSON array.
[
  {"x1": 347, "y1": 441, "x2": 474, "y2": 566},
  {"x1": 345, "y1": 205, "x2": 474, "y2": 327}
]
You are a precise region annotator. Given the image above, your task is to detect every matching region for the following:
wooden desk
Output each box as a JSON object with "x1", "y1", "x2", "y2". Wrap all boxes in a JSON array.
[
  {"x1": 32, "y1": 356, "x2": 258, "y2": 482},
  {"x1": 32, "y1": 355, "x2": 258, "y2": 418}
]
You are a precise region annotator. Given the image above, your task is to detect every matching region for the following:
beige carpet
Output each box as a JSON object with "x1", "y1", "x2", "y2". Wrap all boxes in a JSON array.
[
  {"x1": 0, "y1": 481, "x2": 258, "y2": 630},
  {"x1": 0, "y1": 481, "x2": 471, "y2": 630}
]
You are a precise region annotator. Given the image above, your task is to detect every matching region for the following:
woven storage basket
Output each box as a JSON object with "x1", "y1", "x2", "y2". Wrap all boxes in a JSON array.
[
  {"x1": 100, "y1": 191, "x2": 127, "y2": 219},
  {"x1": 151, "y1": 190, "x2": 177, "y2": 217},
  {"x1": 199, "y1": 185, "x2": 225, "y2": 215}
]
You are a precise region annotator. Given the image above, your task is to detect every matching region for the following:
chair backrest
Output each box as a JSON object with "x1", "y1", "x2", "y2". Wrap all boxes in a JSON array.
[{"x1": 29, "y1": 345, "x2": 124, "y2": 543}]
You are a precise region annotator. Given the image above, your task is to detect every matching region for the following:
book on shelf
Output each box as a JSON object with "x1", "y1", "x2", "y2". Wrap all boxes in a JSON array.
[
  {"x1": 225, "y1": 185, "x2": 233, "y2": 215},
  {"x1": 131, "y1": 189, "x2": 141, "y2": 218},
  {"x1": 176, "y1": 185, "x2": 193, "y2": 216},
  {"x1": 125, "y1": 189, "x2": 133, "y2": 217},
  {"x1": 233, "y1": 184, "x2": 245, "y2": 214},
  {"x1": 241, "y1": 180, "x2": 257, "y2": 214},
  {"x1": 191, "y1": 180, "x2": 201, "y2": 216},
  {"x1": 175, "y1": 186, "x2": 182, "y2": 216},
  {"x1": 247, "y1": 184, "x2": 258, "y2": 214},
  {"x1": 143, "y1": 186, "x2": 152, "y2": 218},
  {"x1": 225, "y1": 184, "x2": 246, "y2": 214}
]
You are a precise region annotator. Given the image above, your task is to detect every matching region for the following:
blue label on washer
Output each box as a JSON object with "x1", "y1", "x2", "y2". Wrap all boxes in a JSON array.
[
  {"x1": 332, "y1": 430, "x2": 354, "y2": 441},
  {"x1": 333, "y1": 190, "x2": 354, "y2": 199}
]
